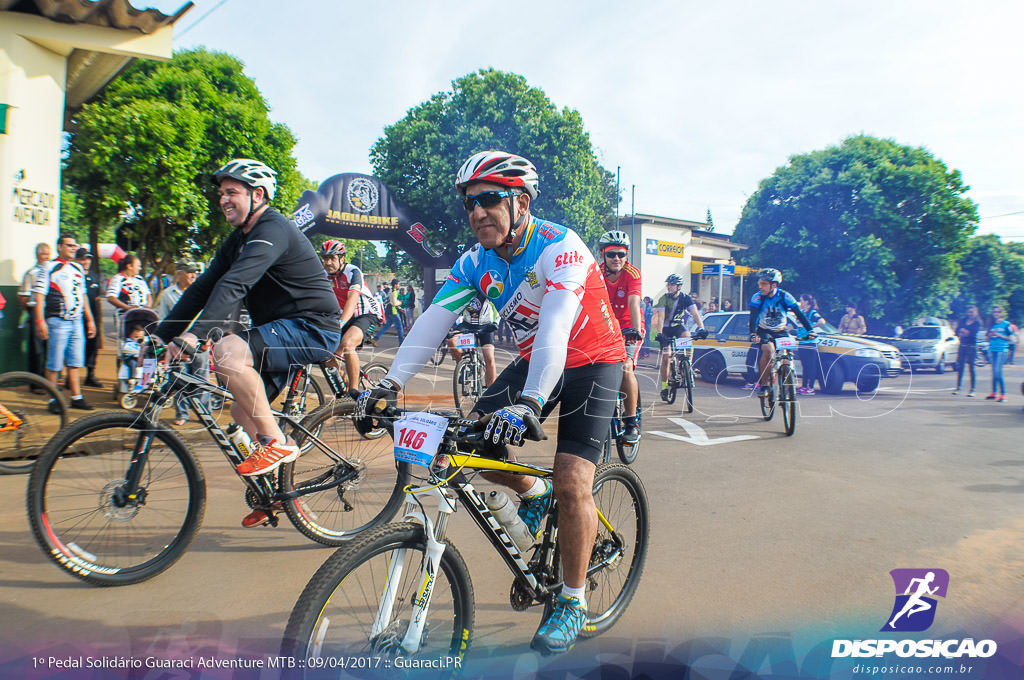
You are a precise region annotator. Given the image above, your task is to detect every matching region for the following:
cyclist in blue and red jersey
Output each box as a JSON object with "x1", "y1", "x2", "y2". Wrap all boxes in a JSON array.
[
  {"x1": 598, "y1": 230, "x2": 643, "y2": 443},
  {"x1": 358, "y1": 150, "x2": 625, "y2": 655},
  {"x1": 320, "y1": 239, "x2": 385, "y2": 399},
  {"x1": 749, "y1": 268, "x2": 814, "y2": 397}
]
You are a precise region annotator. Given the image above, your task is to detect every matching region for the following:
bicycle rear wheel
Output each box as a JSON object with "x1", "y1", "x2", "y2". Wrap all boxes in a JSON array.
[
  {"x1": 543, "y1": 463, "x2": 649, "y2": 639},
  {"x1": 0, "y1": 372, "x2": 66, "y2": 474},
  {"x1": 26, "y1": 411, "x2": 206, "y2": 586},
  {"x1": 281, "y1": 522, "x2": 474, "y2": 677},
  {"x1": 452, "y1": 355, "x2": 484, "y2": 417},
  {"x1": 281, "y1": 401, "x2": 409, "y2": 545},
  {"x1": 429, "y1": 343, "x2": 447, "y2": 366},
  {"x1": 361, "y1": 362, "x2": 388, "y2": 388},
  {"x1": 615, "y1": 394, "x2": 641, "y2": 465},
  {"x1": 780, "y1": 365, "x2": 797, "y2": 436}
]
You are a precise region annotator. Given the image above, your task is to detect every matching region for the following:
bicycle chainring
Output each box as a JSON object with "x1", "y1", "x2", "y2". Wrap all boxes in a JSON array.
[{"x1": 509, "y1": 580, "x2": 537, "y2": 611}]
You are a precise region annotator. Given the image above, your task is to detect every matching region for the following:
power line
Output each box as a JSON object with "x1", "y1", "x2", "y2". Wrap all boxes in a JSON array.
[
  {"x1": 176, "y1": 0, "x2": 230, "y2": 38},
  {"x1": 979, "y1": 210, "x2": 1024, "y2": 220}
]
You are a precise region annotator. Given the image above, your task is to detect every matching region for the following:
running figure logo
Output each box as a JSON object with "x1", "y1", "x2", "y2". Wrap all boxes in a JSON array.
[{"x1": 881, "y1": 568, "x2": 949, "y2": 632}]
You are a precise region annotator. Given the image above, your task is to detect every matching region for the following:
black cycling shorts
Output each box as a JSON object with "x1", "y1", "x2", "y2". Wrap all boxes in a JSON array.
[
  {"x1": 342, "y1": 313, "x2": 379, "y2": 338},
  {"x1": 658, "y1": 325, "x2": 689, "y2": 349},
  {"x1": 472, "y1": 357, "x2": 623, "y2": 464},
  {"x1": 755, "y1": 328, "x2": 790, "y2": 345},
  {"x1": 247, "y1": 318, "x2": 341, "y2": 401}
]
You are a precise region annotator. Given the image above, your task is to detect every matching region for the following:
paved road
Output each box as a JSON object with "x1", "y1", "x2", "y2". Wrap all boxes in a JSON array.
[{"x1": 1, "y1": 343, "x2": 1021, "y2": 679}]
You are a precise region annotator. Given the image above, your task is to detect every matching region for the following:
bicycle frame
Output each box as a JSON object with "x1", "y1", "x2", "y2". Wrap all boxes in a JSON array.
[
  {"x1": 377, "y1": 441, "x2": 624, "y2": 655},
  {"x1": 121, "y1": 363, "x2": 362, "y2": 510}
]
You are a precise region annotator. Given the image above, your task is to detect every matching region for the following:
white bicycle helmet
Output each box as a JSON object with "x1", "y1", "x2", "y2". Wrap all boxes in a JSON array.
[
  {"x1": 455, "y1": 150, "x2": 540, "y2": 199},
  {"x1": 213, "y1": 158, "x2": 278, "y2": 201},
  {"x1": 598, "y1": 230, "x2": 630, "y2": 250},
  {"x1": 757, "y1": 268, "x2": 782, "y2": 284}
]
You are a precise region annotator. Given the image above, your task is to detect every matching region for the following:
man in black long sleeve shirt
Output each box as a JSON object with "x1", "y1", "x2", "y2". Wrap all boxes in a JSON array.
[{"x1": 155, "y1": 159, "x2": 340, "y2": 527}]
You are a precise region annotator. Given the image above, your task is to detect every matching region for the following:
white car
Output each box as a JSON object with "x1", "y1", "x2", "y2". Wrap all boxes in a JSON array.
[{"x1": 891, "y1": 325, "x2": 960, "y2": 373}]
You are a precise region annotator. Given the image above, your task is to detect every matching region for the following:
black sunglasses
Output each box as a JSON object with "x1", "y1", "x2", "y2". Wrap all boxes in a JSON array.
[
  {"x1": 462, "y1": 190, "x2": 516, "y2": 212},
  {"x1": 604, "y1": 251, "x2": 628, "y2": 259}
]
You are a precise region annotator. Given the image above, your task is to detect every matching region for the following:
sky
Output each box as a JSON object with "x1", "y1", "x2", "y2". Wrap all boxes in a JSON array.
[{"x1": 148, "y1": 0, "x2": 1024, "y2": 241}]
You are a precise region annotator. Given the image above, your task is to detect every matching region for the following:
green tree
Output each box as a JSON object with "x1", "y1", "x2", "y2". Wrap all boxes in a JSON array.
[
  {"x1": 954, "y1": 235, "x2": 1024, "y2": 323},
  {"x1": 64, "y1": 48, "x2": 306, "y2": 285},
  {"x1": 370, "y1": 68, "x2": 616, "y2": 272},
  {"x1": 733, "y1": 135, "x2": 978, "y2": 326}
]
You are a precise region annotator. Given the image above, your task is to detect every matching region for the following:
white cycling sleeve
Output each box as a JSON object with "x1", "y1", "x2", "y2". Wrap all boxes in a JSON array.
[
  {"x1": 521, "y1": 287, "x2": 581, "y2": 404},
  {"x1": 383, "y1": 302, "x2": 459, "y2": 388}
]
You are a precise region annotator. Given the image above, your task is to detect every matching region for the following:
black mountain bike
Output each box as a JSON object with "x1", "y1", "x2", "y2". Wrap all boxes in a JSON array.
[
  {"x1": 449, "y1": 321, "x2": 498, "y2": 416},
  {"x1": 757, "y1": 334, "x2": 801, "y2": 436},
  {"x1": 26, "y1": 344, "x2": 407, "y2": 586},
  {"x1": 658, "y1": 333, "x2": 697, "y2": 413}
]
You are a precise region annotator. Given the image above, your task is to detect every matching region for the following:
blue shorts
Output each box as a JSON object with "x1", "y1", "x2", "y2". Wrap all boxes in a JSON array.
[
  {"x1": 46, "y1": 317, "x2": 86, "y2": 371},
  {"x1": 247, "y1": 318, "x2": 341, "y2": 399}
]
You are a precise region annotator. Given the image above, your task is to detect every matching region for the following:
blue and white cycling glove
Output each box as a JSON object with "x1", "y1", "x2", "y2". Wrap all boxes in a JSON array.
[{"x1": 484, "y1": 400, "x2": 547, "y2": 446}]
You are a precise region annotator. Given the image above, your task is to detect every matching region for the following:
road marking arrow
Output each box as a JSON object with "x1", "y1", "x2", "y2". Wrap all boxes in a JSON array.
[{"x1": 649, "y1": 417, "x2": 759, "y2": 446}]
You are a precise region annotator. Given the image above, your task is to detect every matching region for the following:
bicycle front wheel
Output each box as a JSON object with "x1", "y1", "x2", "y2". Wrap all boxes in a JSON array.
[
  {"x1": 544, "y1": 462, "x2": 649, "y2": 639},
  {"x1": 452, "y1": 356, "x2": 484, "y2": 417},
  {"x1": 26, "y1": 410, "x2": 206, "y2": 586},
  {"x1": 681, "y1": 357, "x2": 694, "y2": 414},
  {"x1": 780, "y1": 365, "x2": 797, "y2": 436},
  {"x1": 281, "y1": 402, "x2": 409, "y2": 545},
  {"x1": 0, "y1": 371, "x2": 66, "y2": 474},
  {"x1": 666, "y1": 358, "x2": 678, "y2": 404},
  {"x1": 281, "y1": 522, "x2": 475, "y2": 676}
]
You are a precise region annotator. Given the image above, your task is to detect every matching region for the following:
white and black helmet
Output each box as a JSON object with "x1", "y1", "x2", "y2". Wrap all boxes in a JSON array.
[
  {"x1": 213, "y1": 158, "x2": 277, "y2": 201},
  {"x1": 455, "y1": 150, "x2": 540, "y2": 199},
  {"x1": 757, "y1": 268, "x2": 782, "y2": 284},
  {"x1": 598, "y1": 230, "x2": 630, "y2": 251}
]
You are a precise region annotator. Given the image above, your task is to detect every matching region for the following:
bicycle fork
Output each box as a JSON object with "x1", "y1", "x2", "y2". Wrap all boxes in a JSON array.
[{"x1": 373, "y1": 486, "x2": 457, "y2": 654}]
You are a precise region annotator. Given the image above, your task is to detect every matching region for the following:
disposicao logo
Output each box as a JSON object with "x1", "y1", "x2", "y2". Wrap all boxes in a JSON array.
[
  {"x1": 831, "y1": 569, "x2": 997, "y2": 660},
  {"x1": 882, "y1": 568, "x2": 948, "y2": 632},
  {"x1": 481, "y1": 271, "x2": 504, "y2": 299}
]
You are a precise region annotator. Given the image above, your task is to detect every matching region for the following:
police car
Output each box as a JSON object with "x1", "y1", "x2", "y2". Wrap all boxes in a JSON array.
[{"x1": 690, "y1": 312, "x2": 902, "y2": 394}]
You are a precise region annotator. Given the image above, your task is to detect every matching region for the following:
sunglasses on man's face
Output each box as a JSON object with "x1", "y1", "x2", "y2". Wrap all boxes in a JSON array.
[
  {"x1": 604, "y1": 251, "x2": 628, "y2": 259},
  {"x1": 462, "y1": 190, "x2": 516, "y2": 212}
]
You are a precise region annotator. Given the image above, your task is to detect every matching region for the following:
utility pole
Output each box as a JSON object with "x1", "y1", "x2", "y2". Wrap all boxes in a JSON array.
[{"x1": 615, "y1": 166, "x2": 621, "y2": 230}]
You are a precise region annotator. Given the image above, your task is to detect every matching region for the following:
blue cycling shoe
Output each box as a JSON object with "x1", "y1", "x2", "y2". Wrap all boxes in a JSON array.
[
  {"x1": 531, "y1": 593, "x2": 588, "y2": 655},
  {"x1": 518, "y1": 479, "x2": 553, "y2": 538}
]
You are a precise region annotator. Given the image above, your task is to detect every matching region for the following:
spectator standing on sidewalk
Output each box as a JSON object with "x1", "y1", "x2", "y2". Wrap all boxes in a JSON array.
[
  {"x1": 985, "y1": 305, "x2": 1012, "y2": 402},
  {"x1": 952, "y1": 304, "x2": 982, "y2": 397},
  {"x1": 74, "y1": 248, "x2": 104, "y2": 387},
  {"x1": 797, "y1": 294, "x2": 827, "y2": 394},
  {"x1": 372, "y1": 281, "x2": 405, "y2": 344},
  {"x1": 1007, "y1": 320, "x2": 1018, "y2": 365},
  {"x1": 34, "y1": 235, "x2": 95, "y2": 411},
  {"x1": 19, "y1": 242, "x2": 51, "y2": 376},
  {"x1": 838, "y1": 301, "x2": 867, "y2": 335}
]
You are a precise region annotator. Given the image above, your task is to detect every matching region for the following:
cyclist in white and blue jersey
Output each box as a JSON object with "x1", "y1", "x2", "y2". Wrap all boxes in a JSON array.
[
  {"x1": 358, "y1": 150, "x2": 625, "y2": 656},
  {"x1": 748, "y1": 268, "x2": 814, "y2": 397}
]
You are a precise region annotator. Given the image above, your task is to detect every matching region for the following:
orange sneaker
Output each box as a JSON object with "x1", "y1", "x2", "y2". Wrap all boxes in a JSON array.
[
  {"x1": 236, "y1": 441, "x2": 299, "y2": 477},
  {"x1": 241, "y1": 502, "x2": 283, "y2": 528}
]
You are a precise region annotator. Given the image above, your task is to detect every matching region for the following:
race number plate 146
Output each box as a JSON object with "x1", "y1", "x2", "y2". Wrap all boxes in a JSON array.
[{"x1": 393, "y1": 412, "x2": 448, "y2": 468}]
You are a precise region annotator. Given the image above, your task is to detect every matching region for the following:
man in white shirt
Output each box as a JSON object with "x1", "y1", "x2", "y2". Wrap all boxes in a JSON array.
[{"x1": 19, "y1": 242, "x2": 51, "y2": 376}]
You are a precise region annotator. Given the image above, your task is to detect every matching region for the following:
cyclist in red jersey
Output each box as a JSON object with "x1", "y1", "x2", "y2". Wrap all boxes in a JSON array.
[
  {"x1": 320, "y1": 240, "x2": 385, "y2": 398},
  {"x1": 598, "y1": 230, "x2": 643, "y2": 443}
]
